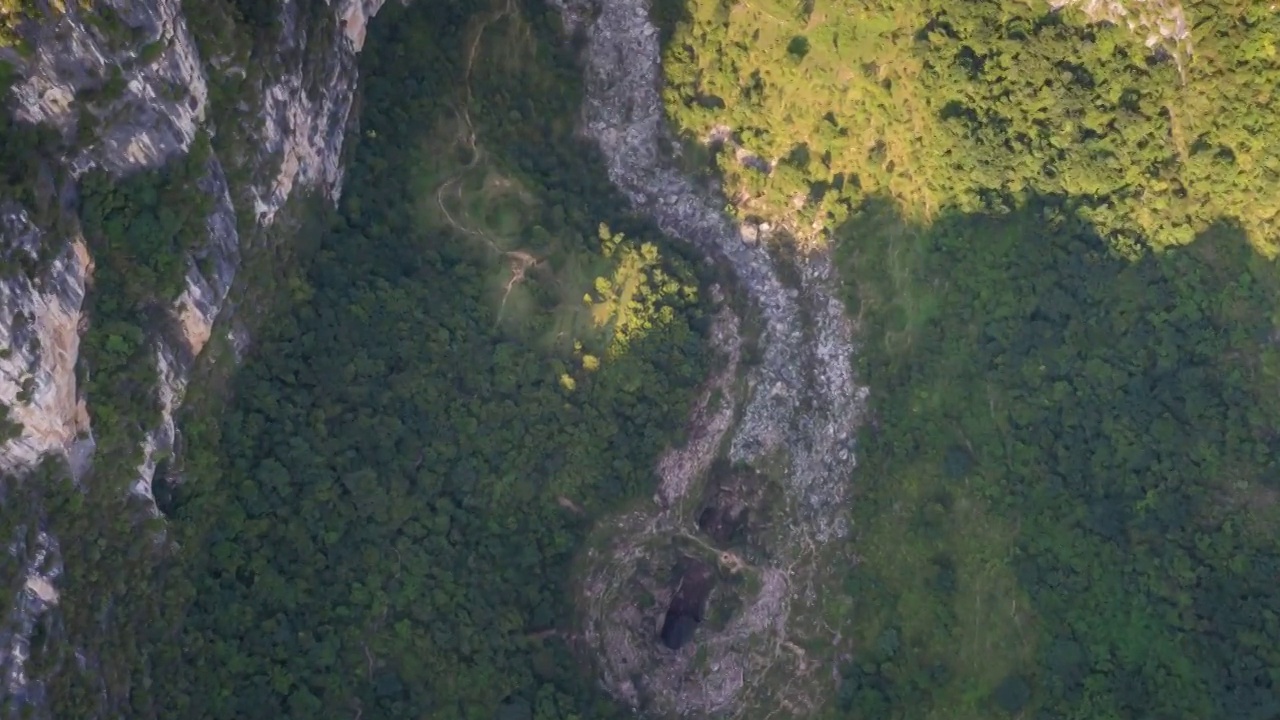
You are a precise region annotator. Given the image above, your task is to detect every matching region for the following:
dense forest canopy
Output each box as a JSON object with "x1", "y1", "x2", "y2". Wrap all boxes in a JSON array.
[
  {"x1": 8, "y1": 1, "x2": 711, "y2": 718},
  {"x1": 149, "y1": 2, "x2": 713, "y2": 717},
  {"x1": 656, "y1": 0, "x2": 1280, "y2": 717},
  {"x1": 823, "y1": 201, "x2": 1280, "y2": 720},
  {"x1": 659, "y1": 0, "x2": 1280, "y2": 255},
  {"x1": 5, "y1": 0, "x2": 1280, "y2": 718}
]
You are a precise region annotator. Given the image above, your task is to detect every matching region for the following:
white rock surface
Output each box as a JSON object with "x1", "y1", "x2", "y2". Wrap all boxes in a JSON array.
[
  {"x1": 336, "y1": 0, "x2": 389, "y2": 52},
  {"x1": 175, "y1": 159, "x2": 241, "y2": 360},
  {"x1": 14, "y1": 0, "x2": 209, "y2": 175},
  {"x1": 0, "y1": 208, "x2": 93, "y2": 479},
  {"x1": 1052, "y1": 0, "x2": 1192, "y2": 60},
  {"x1": 132, "y1": 345, "x2": 184, "y2": 507},
  {"x1": 1, "y1": 529, "x2": 61, "y2": 709},
  {"x1": 253, "y1": 0, "x2": 397, "y2": 225}
]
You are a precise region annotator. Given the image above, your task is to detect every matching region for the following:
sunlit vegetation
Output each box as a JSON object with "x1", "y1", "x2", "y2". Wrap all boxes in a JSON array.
[
  {"x1": 0, "y1": 0, "x2": 38, "y2": 50},
  {"x1": 587, "y1": 224, "x2": 699, "y2": 358},
  {"x1": 661, "y1": 0, "x2": 1280, "y2": 254}
]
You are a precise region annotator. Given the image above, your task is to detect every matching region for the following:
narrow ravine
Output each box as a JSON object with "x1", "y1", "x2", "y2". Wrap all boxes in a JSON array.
[{"x1": 550, "y1": 0, "x2": 866, "y2": 715}]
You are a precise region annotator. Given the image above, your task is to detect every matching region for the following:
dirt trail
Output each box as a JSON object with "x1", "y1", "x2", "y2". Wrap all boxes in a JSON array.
[{"x1": 433, "y1": 4, "x2": 543, "y2": 317}]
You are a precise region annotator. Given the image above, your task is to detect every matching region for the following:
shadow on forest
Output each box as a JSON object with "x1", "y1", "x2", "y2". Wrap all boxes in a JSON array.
[
  {"x1": 823, "y1": 191, "x2": 1280, "y2": 720},
  {"x1": 832, "y1": 193, "x2": 1270, "y2": 354},
  {"x1": 143, "y1": 3, "x2": 720, "y2": 720},
  {"x1": 133, "y1": 0, "x2": 1280, "y2": 716},
  {"x1": 650, "y1": 0, "x2": 692, "y2": 49}
]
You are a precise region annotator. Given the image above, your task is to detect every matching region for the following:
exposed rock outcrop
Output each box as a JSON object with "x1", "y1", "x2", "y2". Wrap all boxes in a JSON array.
[
  {"x1": 557, "y1": 0, "x2": 861, "y2": 539},
  {"x1": 0, "y1": 528, "x2": 61, "y2": 710},
  {"x1": 555, "y1": 0, "x2": 866, "y2": 714},
  {"x1": 0, "y1": 208, "x2": 93, "y2": 479},
  {"x1": 176, "y1": 158, "x2": 241, "y2": 361},
  {"x1": 133, "y1": 157, "x2": 240, "y2": 505},
  {"x1": 1, "y1": 0, "x2": 398, "y2": 493},
  {"x1": 0, "y1": 0, "x2": 397, "y2": 712},
  {"x1": 1051, "y1": 0, "x2": 1192, "y2": 62},
  {"x1": 337, "y1": 0, "x2": 389, "y2": 52},
  {"x1": 253, "y1": 0, "x2": 357, "y2": 223},
  {"x1": 12, "y1": 0, "x2": 209, "y2": 175},
  {"x1": 252, "y1": 0, "x2": 403, "y2": 225}
]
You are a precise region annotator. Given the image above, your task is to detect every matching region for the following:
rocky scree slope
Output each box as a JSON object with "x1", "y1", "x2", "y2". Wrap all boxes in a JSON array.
[
  {"x1": 551, "y1": 0, "x2": 864, "y2": 715},
  {"x1": 0, "y1": 0, "x2": 389, "y2": 710}
]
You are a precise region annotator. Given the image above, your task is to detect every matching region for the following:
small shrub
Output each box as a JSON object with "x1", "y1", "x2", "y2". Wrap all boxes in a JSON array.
[
  {"x1": 994, "y1": 674, "x2": 1032, "y2": 714},
  {"x1": 786, "y1": 35, "x2": 810, "y2": 60}
]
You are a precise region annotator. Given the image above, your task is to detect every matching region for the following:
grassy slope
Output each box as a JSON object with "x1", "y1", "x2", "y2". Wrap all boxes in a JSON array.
[{"x1": 825, "y1": 206, "x2": 1035, "y2": 719}]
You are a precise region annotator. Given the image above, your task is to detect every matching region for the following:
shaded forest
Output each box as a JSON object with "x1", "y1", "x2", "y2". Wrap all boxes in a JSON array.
[
  {"x1": 148, "y1": 2, "x2": 711, "y2": 718},
  {"x1": 826, "y1": 199, "x2": 1280, "y2": 720},
  {"x1": 4, "y1": 0, "x2": 1280, "y2": 718},
  {"x1": 7, "y1": 1, "x2": 710, "y2": 719}
]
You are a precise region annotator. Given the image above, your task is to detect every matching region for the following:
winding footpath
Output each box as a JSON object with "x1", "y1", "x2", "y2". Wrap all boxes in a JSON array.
[{"x1": 550, "y1": 0, "x2": 866, "y2": 715}]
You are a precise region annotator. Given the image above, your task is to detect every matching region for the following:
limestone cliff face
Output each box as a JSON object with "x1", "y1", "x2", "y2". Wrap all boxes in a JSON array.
[
  {"x1": 338, "y1": 0, "x2": 387, "y2": 52},
  {"x1": 12, "y1": 0, "x2": 208, "y2": 174},
  {"x1": 0, "y1": 208, "x2": 93, "y2": 480},
  {"x1": 252, "y1": 0, "x2": 388, "y2": 223},
  {"x1": 1, "y1": 0, "x2": 208, "y2": 495},
  {"x1": 0, "y1": 0, "x2": 393, "y2": 708},
  {"x1": 0, "y1": 0, "x2": 391, "y2": 492}
]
